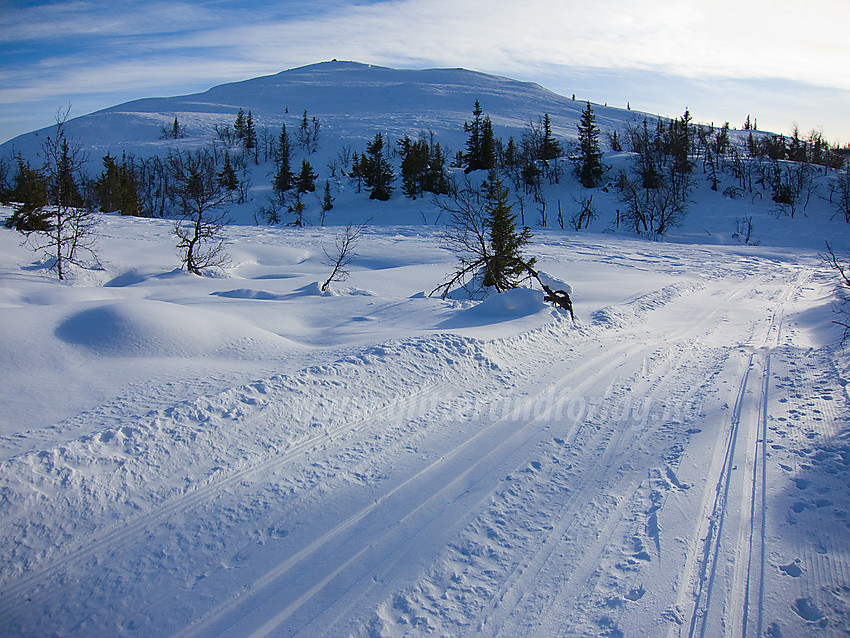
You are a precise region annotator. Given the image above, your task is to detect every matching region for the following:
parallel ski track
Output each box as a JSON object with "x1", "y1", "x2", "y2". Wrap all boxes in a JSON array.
[
  {"x1": 175, "y1": 330, "x2": 656, "y2": 637},
  {"x1": 0, "y1": 370, "x2": 458, "y2": 626},
  {"x1": 673, "y1": 268, "x2": 809, "y2": 638},
  {"x1": 477, "y1": 275, "x2": 771, "y2": 637},
  {"x1": 184, "y1": 276, "x2": 765, "y2": 637}
]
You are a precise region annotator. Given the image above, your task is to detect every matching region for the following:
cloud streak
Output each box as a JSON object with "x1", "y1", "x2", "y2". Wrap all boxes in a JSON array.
[
  {"x1": 1, "y1": 0, "x2": 848, "y2": 143},
  {"x1": 0, "y1": 1, "x2": 222, "y2": 41}
]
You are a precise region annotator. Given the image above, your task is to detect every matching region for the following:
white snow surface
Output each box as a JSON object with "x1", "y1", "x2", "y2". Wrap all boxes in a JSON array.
[{"x1": 2, "y1": 62, "x2": 850, "y2": 637}]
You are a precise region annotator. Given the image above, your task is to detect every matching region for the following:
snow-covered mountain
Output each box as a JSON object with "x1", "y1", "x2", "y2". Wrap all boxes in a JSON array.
[{"x1": 0, "y1": 60, "x2": 633, "y2": 165}]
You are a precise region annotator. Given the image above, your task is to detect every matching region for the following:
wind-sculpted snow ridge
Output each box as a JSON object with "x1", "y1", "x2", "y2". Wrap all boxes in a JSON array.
[
  {"x1": 54, "y1": 299, "x2": 293, "y2": 357},
  {"x1": 590, "y1": 281, "x2": 705, "y2": 328}
]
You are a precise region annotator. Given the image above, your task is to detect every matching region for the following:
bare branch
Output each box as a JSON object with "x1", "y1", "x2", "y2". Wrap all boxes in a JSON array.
[
  {"x1": 321, "y1": 223, "x2": 366, "y2": 292},
  {"x1": 824, "y1": 242, "x2": 850, "y2": 289},
  {"x1": 167, "y1": 147, "x2": 231, "y2": 274}
]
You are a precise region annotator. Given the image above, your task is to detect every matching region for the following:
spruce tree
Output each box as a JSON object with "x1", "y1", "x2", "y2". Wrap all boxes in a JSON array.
[
  {"x1": 480, "y1": 116, "x2": 496, "y2": 171},
  {"x1": 363, "y1": 132, "x2": 394, "y2": 201},
  {"x1": 217, "y1": 152, "x2": 239, "y2": 193},
  {"x1": 608, "y1": 130, "x2": 622, "y2": 152},
  {"x1": 349, "y1": 152, "x2": 364, "y2": 193},
  {"x1": 482, "y1": 176, "x2": 534, "y2": 292},
  {"x1": 234, "y1": 108, "x2": 247, "y2": 141},
  {"x1": 273, "y1": 123, "x2": 293, "y2": 198},
  {"x1": 117, "y1": 154, "x2": 140, "y2": 216},
  {"x1": 244, "y1": 110, "x2": 257, "y2": 160},
  {"x1": 162, "y1": 117, "x2": 185, "y2": 139},
  {"x1": 296, "y1": 159, "x2": 317, "y2": 194},
  {"x1": 296, "y1": 110, "x2": 320, "y2": 153},
  {"x1": 299, "y1": 110, "x2": 309, "y2": 146},
  {"x1": 463, "y1": 101, "x2": 496, "y2": 173},
  {"x1": 95, "y1": 153, "x2": 120, "y2": 212},
  {"x1": 503, "y1": 137, "x2": 520, "y2": 178},
  {"x1": 575, "y1": 101, "x2": 604, "y2": 188},
  {"x1": 668, "y1": 108, "x2": 693, "y2": 176},
  {"x1": 426, "y1": 139, "x2": 449, "y2": 195},
  {"x1": 632, "y1": 118, "x2": 663, "y2": 189},
  {"x1": 539, "y1": 113, "x2": 562, "y2": 161},
  {"x1": 398, "y1": 132, "x2": 448, "y2": 197},
  {"x1": 463, "y1": 100, "x2": 483, "y2": 172},
  {"x1": 4, "y1": 156, "x2": 50, "y2": 231},
  {"x1": 320, "y1": 180, "x2": 334, "y2": 225},
  {"x1": 399, "y1": 135, "x2": 425, "y2": 199},
  {"x1": 54, "y1": 137, "x2": 84, "y2": 211},
  {"x1": 290, "y1": 192, "x2": 306, "y2": 226},
  {"x1": 96, "y1": 153, "x2": 140, "y2": 216},
  {"x1": 309, "y1": 115, "x2": 320, "y2": 153}
]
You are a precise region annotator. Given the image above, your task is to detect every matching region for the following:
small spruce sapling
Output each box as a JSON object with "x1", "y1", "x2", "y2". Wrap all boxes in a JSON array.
[{"x1": 320, "y1": 181, "x2": 334, "y2": 226}]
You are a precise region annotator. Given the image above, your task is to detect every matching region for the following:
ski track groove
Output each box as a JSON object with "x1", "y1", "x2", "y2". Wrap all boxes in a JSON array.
[
  {"x1": 0, "y1": 367, "x2": 460, "y2": 626},
  {"x1": 175, "y1": 327, "x2": 655, "y2": 637},
  {"x1": 478, "y1": 342, "x2": 700, "y2": 637},
  {"x1": 673, "y1": 268, "x2": 810, "y2": 638},
  {"x1": 502, "y1": 280, "x2": 760, "y2": 638}
]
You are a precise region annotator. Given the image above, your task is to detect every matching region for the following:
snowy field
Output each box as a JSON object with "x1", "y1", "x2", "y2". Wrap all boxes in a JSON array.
[
  {"x1": 2, "y1": 61, "x2": 850, "y2": 637},
  {"x1": 2, "y1": 203, "x2": 849, "y2": 637}
]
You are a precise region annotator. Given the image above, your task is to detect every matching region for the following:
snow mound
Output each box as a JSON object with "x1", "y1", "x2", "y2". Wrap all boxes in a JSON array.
[
  {"x1": 55, "y1": 300, "x2": 288, "y2": 357},
  {"x1": 211, "y1": 288, "x2": 287, "y2": 301},
  {"x1": 103, "y1": 269, "x2": 149, "y2": 288},
  {"x1": 439, "y1": 288, "x2": 550, "y2": 328}
]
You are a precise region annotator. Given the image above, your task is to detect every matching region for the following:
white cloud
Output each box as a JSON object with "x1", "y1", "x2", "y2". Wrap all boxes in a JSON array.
[
  {"x1": 6, "y1": 0, "x2": 849, "y2": 94},
  {"x1": 278, "y1": 0, "x2": 848, "y2": 87},
  {"x1": 1, "y1": 0, "x2": 848, "y2": 142}
]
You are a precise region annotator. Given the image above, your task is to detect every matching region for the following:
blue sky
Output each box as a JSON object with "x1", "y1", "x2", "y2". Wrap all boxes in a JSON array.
[{"x1": 1, "y1": 0, "x2": 848, "y2": 145}]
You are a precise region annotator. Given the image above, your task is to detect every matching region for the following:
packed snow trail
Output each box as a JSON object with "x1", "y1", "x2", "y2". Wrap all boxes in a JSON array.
[
  {"x1": 1, "y1": 246, "x2": 848, "y2": 636},
  {"x1": 671, "y1": 271, "x2": 805, "y2": 638}
]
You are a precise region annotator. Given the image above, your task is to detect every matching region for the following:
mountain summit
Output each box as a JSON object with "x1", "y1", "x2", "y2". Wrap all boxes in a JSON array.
[{"x1": 1, "y1": 61, "x2": 629, "y2": 163}]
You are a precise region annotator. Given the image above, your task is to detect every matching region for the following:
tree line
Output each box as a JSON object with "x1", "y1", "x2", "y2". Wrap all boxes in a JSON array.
[{"x1": 1, "y1": 100, "x2": 848, "y2": 283}]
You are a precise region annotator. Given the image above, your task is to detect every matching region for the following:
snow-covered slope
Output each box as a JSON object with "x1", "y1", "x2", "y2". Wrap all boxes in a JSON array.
[{"x1": 0, "y1": 60, "x2": 631, "y2": 166}]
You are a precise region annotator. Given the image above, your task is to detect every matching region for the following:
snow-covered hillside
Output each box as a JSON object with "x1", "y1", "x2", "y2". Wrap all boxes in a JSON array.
[
  {"x1": 2, "y1": 62, "x2": 850, "y2": 636},
  {"x1": 0, "y1": 60, "x2": 631, "y2": 169}
]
